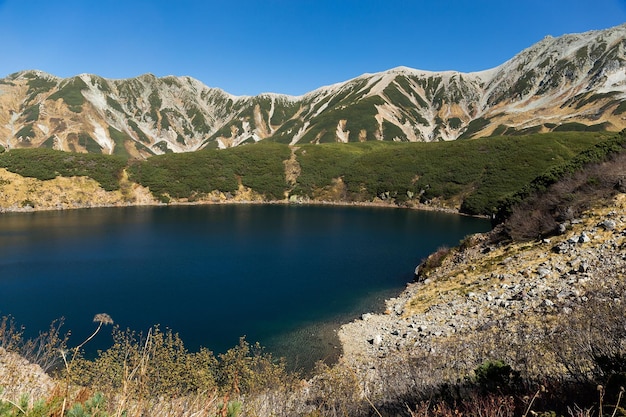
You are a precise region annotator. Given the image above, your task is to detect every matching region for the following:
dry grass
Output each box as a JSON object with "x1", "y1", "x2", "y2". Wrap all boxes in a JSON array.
[{"x1": 0, "y1": 168, "x2": 155, "y2": 211}]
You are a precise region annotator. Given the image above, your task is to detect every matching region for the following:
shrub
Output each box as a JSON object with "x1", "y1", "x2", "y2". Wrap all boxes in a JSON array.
[
  {"x1": 0, "y1": 148, "x2": 126, "y2": 191},
  {"x1": 0, "y1": 315, "x2": 69, "y2": 372},
  {"x1": 415, "y1": 246, "x2": 451, "y2": 280},
  {"x1": 474, "y1": 360, "x2": 522, "y2": 394},
  {"x1": 498, "y1": 130, "x2": 626, "y2": 240}
]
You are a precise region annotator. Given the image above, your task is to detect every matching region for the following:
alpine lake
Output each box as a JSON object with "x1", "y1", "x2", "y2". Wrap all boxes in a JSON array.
[{"x1": 0, "y1": 204, "x2": 490, "y2": 371}]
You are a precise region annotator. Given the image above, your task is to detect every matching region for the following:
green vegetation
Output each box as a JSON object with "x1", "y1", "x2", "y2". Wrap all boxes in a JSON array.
[
  {"x1": 147, "y1": 91, "x2": 162, "y2": 123},
  {"x1": 553, "y1": 121, "x2": 611, "y2": 132},
  {"x1": 25, "y1": 76, "x2": 57, "y2": 102},
  {"x1": 458, "y1": 117, "x2": 491, "y2": 139},
  {"x1": 159, "y1": 109, "x2": 173, "y2": 130},
  {"x1": 107, "y1": 127, "x2": 131, "y2": 158},
  {"x1": 299, "y1": 96, "x2": 385, "y2": 143},
  {"x1": 78, "y1": 133, "x2": 103, "y2": 154},
  {"x1": 21, "y1": 105, "x2": 40, "y2": 123},
  {"x1": 291, "y1": 132, "x2": 606, "y2": 215},
  {"x1": 268, "y1": 118, "x2": 303, "y2": 144},
  {"x1": 511, "y1": 69, "x2": 536, "y2": 97},
  {"x1": 0, "y1": 148, "x2": 126, "y2": 191},
  {"x1": 291, "y1": 142, "x2": 377, "y2": 195},
  {"x1": 127, "y1": 120, "x2": 150, "y2": 144},
  {"x1": 128, "y1": 142, "x2": 289, "y2": 200},
  {"x1": 0, "y1": 314, "x2": 296, "y2": 417},
  {"x1": 186, "y1": 105, "x2": 211, "y2": 134},
  {"x1": 1, "y1": 132, "x2": 626, "y2": 416},
  {"x1": 612, "y1": 100, "x2": 626, "y2": 115},
  {"x1": 105, "y1": 96, "x2": 124, "y2": 113},
  {"x1": 3, "y1": 268, "x2": 626, "y2": 417},
  {"x1": 269, "y1": 99, "x2": 300, "y2": 126},
  {"x1": 153, "y1": 141, "x2": 173, "y2": 153},
  {"x1": 448, "y1": 117, "x2": 462, "y2": 130},
  {"x1": 48, "y1": 77, "x2": 89, "y2": 113},
  {"x1": 496, "y1": 129, "x2": 626, "y2": 226},
  {"x1": 395, "y1": 75, "x2": 429, "y2": 107},
  {"x1": 382, "y1": 120, "x2": 405, "y2": 140},
  {"x1": 41, "y1": 136, "x2": 56, "y2": 149},
  {"x1": 15, "y1": 124, "x2": 36, "y2": 140}
]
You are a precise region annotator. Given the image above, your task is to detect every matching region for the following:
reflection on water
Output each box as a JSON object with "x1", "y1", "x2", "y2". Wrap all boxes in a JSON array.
[{"x1": 0, "y1": 205, "x2": 490, "y2": 370}]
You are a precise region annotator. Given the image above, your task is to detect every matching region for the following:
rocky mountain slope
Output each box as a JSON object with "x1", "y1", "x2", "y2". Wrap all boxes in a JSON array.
[{"x1": 1, "y1": 24, "x2": 625, "y2": 158}]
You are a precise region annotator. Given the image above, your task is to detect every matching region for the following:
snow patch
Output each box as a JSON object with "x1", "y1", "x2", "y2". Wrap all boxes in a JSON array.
[
  {"x1": 290, "y1": 121, "x2": 310, "y2": 145},
  {"x1": 90, "y1": 120, "x2": 113, "y2": 154},
  {"x1": 361, "y1": 72, "x2": 396, "y2": 98},
  {"x1": 313, "y1": 100, "x2": 330, "y2": 118},
  {"x1": 36, "y1": 124, "x2": 49, "y2": 135},
  {"x1": 82, "y1": 88, "x2": 108, "y2": 114},
  {"x1": 599, "y1": 68, "x2": 626, "y2": 93},
  {"x1": 336, "y1": 120, "x2": 349, "y2": 143},
  {"x1": 268, "y1": 97, "x2": 276, "y2": 133}
]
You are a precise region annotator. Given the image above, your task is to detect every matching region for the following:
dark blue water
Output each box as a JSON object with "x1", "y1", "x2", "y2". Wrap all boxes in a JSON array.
[{"x1": 0, "y1": 204, "x2": 489, "y2": 369}]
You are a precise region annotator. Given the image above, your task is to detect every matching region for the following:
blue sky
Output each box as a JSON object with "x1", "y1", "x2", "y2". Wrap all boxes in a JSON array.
[{"x1": 0, "y1": 0, "x2": 625, "y2": 96}]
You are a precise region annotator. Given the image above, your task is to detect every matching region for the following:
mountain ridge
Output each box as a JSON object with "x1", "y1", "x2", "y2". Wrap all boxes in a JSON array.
[{"x1": 1, "y1": 24, "x2": 625, "y2": 158}]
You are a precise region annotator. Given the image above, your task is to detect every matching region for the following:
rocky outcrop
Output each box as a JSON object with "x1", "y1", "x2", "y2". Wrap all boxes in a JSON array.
[{"x1": 0, "y1": 347, "x2": 55, "y2": 402}]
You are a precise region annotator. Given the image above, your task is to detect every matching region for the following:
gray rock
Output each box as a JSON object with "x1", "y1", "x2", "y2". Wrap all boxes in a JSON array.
[
  {"x1": 553, "y1": 242, "x2": 570, "y2": 253},
  {"x1": 600, "y1": 219, "x2": 617, "y2": 231},
  {"x1": 537, "y1": 267, "x2": 551, "y2": 278}
]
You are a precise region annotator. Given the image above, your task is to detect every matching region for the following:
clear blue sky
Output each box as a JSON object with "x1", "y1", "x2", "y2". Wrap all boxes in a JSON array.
[{"x1": 1, "y1": 0, "x2": 625, "y2": 96}]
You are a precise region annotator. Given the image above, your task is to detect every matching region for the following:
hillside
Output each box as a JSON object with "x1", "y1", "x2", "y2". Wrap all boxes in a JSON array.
[
  {"x1": 0, "y1": 132, "x2": 614, "y2": 216},
  {"x1": 1, "y1": 24, "x2": 625, "y2": 157}
]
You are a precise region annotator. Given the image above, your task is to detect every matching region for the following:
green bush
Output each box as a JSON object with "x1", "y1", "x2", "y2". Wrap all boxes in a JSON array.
[
  {"x1": 495, "y1": 129, "x2": 626, "y2": 222},
  {"x1": 0, "y1": 148, "x2": 126, "y2": 191},
  {"x1": 129, "y1": 142, "x2": 289, "y2": 200},
  {"x1": 474, "y1": 360, "x2": 521, "y2": 393}
]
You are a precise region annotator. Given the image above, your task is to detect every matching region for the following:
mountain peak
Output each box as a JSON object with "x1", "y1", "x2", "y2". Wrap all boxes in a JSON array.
[{"x1": 1, "y1": 24, "x2": 625, "y2": 157}]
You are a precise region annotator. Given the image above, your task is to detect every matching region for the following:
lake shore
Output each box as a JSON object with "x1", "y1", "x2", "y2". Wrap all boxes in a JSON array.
[
  {"x1": 0, "y1": 190, "x2": 487, "y2": 218},
  {"x1": 0, "y1": 166, "x2": 487, "y2": 216}
]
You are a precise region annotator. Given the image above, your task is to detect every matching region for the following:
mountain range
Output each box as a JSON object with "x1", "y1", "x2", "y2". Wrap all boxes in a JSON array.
[{"x1": 1, "y1": 24, "x2": 625, "y2": 159}]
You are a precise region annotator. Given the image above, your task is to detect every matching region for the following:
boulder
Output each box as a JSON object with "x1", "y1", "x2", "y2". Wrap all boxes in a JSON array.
[{"x1": 599, "y1": 219, "x2": 617, "y2": 231}]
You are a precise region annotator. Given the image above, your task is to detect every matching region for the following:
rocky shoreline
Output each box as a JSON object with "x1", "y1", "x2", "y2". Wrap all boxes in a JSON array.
[{"x1": 338, "y1": 193, "x2": 626, "y2": 382}]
